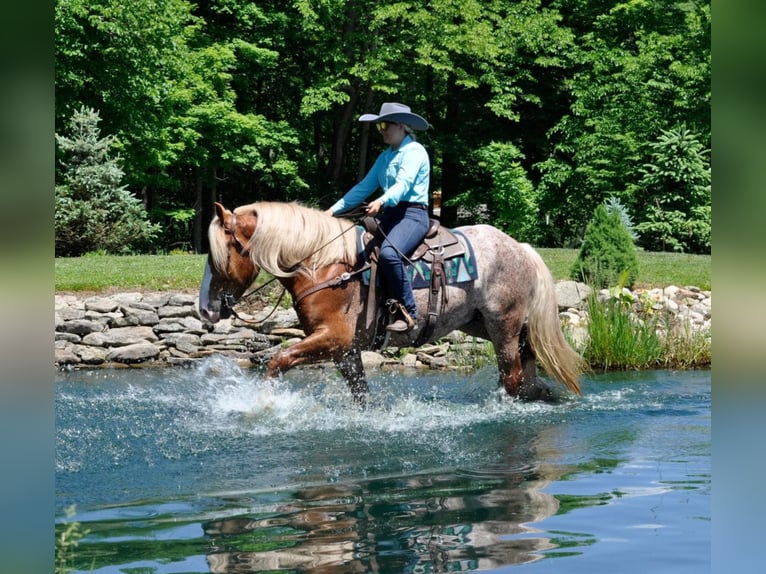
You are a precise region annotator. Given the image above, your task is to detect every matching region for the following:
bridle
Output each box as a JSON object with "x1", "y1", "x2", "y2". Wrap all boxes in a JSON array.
[
  {"x1": 216, "y1": 207, "x2": 369, "y2": 321},
  {"x1": 218, "y1": 212, "x2": 283, "y2": 324}
]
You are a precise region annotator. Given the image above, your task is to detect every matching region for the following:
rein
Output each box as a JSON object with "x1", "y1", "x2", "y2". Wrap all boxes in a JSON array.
[
  {"x1": 292, "y1": 263, "x2": 371, "y2": 305},
  {"x1": 220, "y1": 278, "x2": 286, "y2": 326},
  {"x1": 219, "y1": 207, "x2": 366, "y2": 320}
]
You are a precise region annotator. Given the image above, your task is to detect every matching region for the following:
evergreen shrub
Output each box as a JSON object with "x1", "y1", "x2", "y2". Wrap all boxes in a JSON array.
[
  {"x1": 571, "y1": 203, "x2": 639, "y2": 288},
  {"x1": 55, "y1": 106, "x2": 160, "y2": 256}
]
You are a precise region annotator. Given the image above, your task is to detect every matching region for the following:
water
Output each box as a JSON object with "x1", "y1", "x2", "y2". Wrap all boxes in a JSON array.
[{"x1": 56, "y1": 359, "x2": 710, "y2": 573}]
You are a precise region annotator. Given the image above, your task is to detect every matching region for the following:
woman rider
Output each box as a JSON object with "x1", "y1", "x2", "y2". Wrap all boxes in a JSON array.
[{"x1": 325, "y1": 102, "x2": 430, "y2": 332}]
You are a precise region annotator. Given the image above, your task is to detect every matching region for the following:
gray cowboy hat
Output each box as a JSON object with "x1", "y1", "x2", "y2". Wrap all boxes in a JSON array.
[{"x1": 359, "y1": 102, "x2": 429, "y2": 131}]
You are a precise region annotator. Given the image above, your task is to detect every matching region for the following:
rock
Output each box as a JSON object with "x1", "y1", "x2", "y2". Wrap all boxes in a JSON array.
[
  {"x1": 72, "y1": 344, "x2": 108, "y2": 365},
  {"x1": 120, "y1": 306, "x2": 160, "y2": 326},
  {"x1": 84, "y1": 296, "x2": 120, "y2": 313},
  {"x1": 169, "y1": 293, "x2": 197, "y2": 306},
  {"x1": 58, "y1": 319, "x2": 105, "y2": 335},
  {"x1": 555, "y1": 281, "x2": 593, "y2": 310},
  {"x1": 53, "y1": 285, "x2": 711, "y2": 371},
  {"x1": 361, "y1": 351, "x2": 386, "y2": 369},
  {"x1": 55, "y1": 347, "x2": 81, "y2": 365},
  {"x1": 158, "y1": 305, "x2": 197, "y2": 319},
  {"x1": 107, "y1": 342, "x2": 161, "y2": 363},
  {"x1": 82, "y1": 326, "x2": 159, "y2": 347}
]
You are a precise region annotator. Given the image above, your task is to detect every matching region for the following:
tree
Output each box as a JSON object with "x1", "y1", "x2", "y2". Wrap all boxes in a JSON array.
[
  {"x1": 55, "y1": 0, "x2": 201, "y2": 190},
  {"x1": 633, "y1": 126, "x2": 711, "y2": 253},
  {"x1": 571, "y1": 202, "x2": 639, "y2": 288},
  {"x1": 450, "y1": 142, "x2": 540, "y2": 240},
  {"x1": 537, "y1": 0, "x2": 710, "y2": 245},
  {"x1": 55, "y1": 107, "x2": 160, "y2": 256}
]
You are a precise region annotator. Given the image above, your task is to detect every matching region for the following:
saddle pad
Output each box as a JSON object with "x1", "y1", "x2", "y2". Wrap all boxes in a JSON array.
[{"x1": 358, "y1": 228, "x2": 478, "y2": 289}]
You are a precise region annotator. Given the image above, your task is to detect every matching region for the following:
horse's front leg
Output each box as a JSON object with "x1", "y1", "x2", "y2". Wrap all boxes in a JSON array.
[
  {"x1": 265, "y1": 327, "x2": 368, "y2": 405},
  {"x1": 335, "y1": 349, "x2": 368, "y2": 407},
  {"x1": 265, "y1": 327, "x2": 341, "y2": 376}
]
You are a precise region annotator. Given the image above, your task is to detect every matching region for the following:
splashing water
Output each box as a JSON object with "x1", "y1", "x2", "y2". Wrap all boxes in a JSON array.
[{"x1": 55, "y1": 360, "x2": 710, "y2": 574}]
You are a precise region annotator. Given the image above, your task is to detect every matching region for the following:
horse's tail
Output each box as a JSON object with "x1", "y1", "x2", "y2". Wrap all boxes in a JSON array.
[{"x1": 522, "y1": 243, "x2": 584, "y2": 396}]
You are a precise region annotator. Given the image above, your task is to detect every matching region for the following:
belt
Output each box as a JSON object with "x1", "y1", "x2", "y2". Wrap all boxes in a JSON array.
[{"x1": 399, "y1": 201, "x2": 427, "y2": 210}]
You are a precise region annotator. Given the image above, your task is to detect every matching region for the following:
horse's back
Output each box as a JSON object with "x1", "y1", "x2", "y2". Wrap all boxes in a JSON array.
[
  {"x1": 405, "y1": 223, "x2": 537, "y2": 341},
  {"x1": 454, "y1": 224, "x2": 537, "y2": 292}
]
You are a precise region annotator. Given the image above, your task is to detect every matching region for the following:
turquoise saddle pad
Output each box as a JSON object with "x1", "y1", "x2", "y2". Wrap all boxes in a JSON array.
[{"x1": 358, "y1": 228, "x2": 478, "y2": 289}]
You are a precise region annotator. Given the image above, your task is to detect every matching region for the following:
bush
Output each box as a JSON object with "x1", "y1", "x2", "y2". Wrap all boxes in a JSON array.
[
  {"x1": 55, "y1": 106, "x2": 160, "y2": 256},
  {"x1": 571, "y1": 203, "x2": 639, "y2": 288},
  {"x1": 633, "y1": 126, "x2": 711, "y2": 254}
]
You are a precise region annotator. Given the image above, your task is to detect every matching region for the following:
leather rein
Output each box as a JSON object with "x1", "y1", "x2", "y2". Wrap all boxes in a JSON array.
[{"x1": 219, "y1": 209, "x2": 367, "y2": 323}]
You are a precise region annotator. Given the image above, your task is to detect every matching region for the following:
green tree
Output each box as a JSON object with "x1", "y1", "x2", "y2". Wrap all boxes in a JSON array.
[
  {"x1": 633, "y1": 126, "x2": 711, "y2": 253},
  {"x1": 571, "y1": 202, "x2": 639, "y2": 288},
  {"x1": 55, "y1": 0, "x2": 201, "y2": 190},
  {"x1": 55, "y1": 107, "x2": 160, "y2": 256},
  {"x1": 451, "y1": 142, "x2": 540, "y2": 240},
  {"x1": 537, "y1": 0, "x2": 710, "y2": 246},
  {"x1": 56, "y1": 0, "x2": 307, "y2": 251}
]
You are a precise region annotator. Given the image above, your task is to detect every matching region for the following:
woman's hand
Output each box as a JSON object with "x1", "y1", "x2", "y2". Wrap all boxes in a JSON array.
[{"x1": 366, "y1": 199, "x2": 383, "y2": 216}]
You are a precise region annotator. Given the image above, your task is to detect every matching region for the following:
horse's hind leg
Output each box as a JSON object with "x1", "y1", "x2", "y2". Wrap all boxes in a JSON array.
[
  {"x1": 492, "y1": 317, "x2": 553, "y2": 402},
  {"x1": 517, "y1": 323, "x2": 553, "y2": 402}
]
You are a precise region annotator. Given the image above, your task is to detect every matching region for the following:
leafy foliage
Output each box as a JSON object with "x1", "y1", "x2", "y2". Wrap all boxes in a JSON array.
[
  {"x1": 633, "y1": 126, "x2": 711, "y2": 253},
  {"x1": 54, "y1": 0, "x2": 711, "y2": 254},
  {"x1": 571, "y1": 202, "x2": 639, "y2": 288},
  {"x1": 583, "y1": 292, "x2": 664, "y2": 370},
  {"x1": 538, "y1": 0, "x2": 710, "y2": 246},
  {"x1": 450, "y1": 142, "x2": 539, "y2": 240},
  {"x1": 55, "y1": 107, "x2": 160, "y2": 256}
]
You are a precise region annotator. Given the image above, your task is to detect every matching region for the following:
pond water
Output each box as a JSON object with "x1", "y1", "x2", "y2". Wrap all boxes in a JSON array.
[{"x1": 56, "y1": 360, "x2": 710, "y2": 573}]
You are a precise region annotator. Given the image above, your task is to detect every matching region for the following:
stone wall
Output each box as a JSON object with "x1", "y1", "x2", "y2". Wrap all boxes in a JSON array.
[{"x1": 54, "y1": 282, "x2": 711, "y2": 370}]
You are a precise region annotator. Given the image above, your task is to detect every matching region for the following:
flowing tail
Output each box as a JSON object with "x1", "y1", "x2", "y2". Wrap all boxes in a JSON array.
[{"x1": 522, "y1": 243, "x2": 585, "y2": 395}]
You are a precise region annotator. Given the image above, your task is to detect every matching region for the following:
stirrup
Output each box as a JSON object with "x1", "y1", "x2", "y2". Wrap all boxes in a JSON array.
[{"x1": 385, "y1": 299, "x2": 416, "y2": 332}]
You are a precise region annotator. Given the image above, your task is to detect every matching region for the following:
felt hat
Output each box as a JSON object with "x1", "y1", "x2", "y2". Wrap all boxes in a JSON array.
[{"x1": 358, "y1": 102, "x2": 429, "y2": 130}]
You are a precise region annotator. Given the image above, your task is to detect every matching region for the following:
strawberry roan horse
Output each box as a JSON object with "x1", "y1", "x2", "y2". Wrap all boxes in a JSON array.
[{"x1": 198, "y1": 201, "x2": 583, "y2": 404}]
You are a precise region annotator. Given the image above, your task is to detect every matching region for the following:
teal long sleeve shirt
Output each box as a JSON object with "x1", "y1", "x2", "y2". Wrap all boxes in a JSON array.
[{"x1": 329, "y1": 135, "x2": 430, "y2": 215}]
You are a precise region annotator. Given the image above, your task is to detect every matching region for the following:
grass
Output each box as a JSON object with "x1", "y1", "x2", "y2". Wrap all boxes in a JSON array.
[
  {"x1": 578, "y1": 291, "x2": 711, "y2": 370},
  {"x1": 55, "y1": 253, "x2": 207, "y2": 293},
  {"x1": 535, "y1": 248, "x2": 711, "y2": 291},
  {"x1": 55, "y1": 249, "x2": 711, "y2": 293}
]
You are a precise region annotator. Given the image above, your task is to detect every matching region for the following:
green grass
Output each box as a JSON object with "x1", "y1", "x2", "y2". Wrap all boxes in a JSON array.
[
  {"x1": 578, "y1": 292, "x2": 711, "y2": 370},
  {"x1": 54, "y1": 249, "x2": 710, "y2": 293},
  {"x1": 536, "y1": 248, "x2": 710, "y2": 290},
  {"x1": 55, "y1": 254, "x2": 207, "y2": 292}
]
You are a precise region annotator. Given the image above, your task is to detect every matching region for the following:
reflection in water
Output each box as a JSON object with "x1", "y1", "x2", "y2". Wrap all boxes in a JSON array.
[
  {"x1": 203, "y1": 473, "x2": 561, "y2": 573},
  {"x1": 203, "y1": 428, "x2": 569, "y2": 572}
]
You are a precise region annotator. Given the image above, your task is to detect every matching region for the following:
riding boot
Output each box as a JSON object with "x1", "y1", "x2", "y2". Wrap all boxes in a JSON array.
[{"x1": 385, "y1": 299, "x2": 416, "y2": 332}]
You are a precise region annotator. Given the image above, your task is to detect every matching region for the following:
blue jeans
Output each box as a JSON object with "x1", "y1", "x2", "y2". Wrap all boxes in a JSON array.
[{"x1": 377, "y1": 204, "x2": 430, "y2": 319}]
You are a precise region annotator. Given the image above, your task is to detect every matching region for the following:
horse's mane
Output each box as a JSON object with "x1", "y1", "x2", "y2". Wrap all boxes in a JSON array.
[{"x1": 209, "y1": 202, "x2": 358, "y2": 278}]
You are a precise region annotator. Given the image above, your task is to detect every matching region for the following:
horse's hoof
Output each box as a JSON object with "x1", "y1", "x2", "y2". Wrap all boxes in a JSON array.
[{"x1": 518, "y1": 377, "x2": 555, "y2": 402}]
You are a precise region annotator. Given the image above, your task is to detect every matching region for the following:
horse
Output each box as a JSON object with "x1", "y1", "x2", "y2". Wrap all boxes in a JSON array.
[{"x1": 198, "y1": 201, "x2": 584, "y2": 405}]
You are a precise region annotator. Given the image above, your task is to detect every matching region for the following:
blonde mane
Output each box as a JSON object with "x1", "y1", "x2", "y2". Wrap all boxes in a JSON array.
[
  {"x1": 208, "y1": 219, "x2": 230, "y2": 275},
  {"x1": 210, "y1": 202, "x2": 358, "y2": 278}
]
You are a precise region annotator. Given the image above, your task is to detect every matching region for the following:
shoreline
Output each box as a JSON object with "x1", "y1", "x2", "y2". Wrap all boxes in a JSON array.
[{"x1": 55, "y1": 282, "x2": 711, "y2": 372}]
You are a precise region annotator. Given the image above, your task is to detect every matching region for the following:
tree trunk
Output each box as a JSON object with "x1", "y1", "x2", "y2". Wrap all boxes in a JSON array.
[
  {"x1": 193, "y1": 167, "x2": 203, "y2": 254},
  {"x1": 329, "y1": 90, "x2": 360, "y2": 187},
  {"x1": 439, "y1": 74, "x2": 461, "y2": 227},
  {"x1": 356, "y1": 90, "x2": 375, "y2": 182}
]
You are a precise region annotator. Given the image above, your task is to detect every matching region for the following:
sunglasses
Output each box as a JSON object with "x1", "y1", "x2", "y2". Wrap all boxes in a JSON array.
[{"x1": 376, "y1": 121, "x2": 398, "y2": 132}]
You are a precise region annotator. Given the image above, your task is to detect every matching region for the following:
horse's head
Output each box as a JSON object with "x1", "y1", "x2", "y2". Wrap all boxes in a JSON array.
[{"x1": 198, "y1": 202, "x2": 260, "y2": 323}]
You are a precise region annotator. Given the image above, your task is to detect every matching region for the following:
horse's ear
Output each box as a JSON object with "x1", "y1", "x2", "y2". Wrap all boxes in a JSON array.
[{"x1": 214, "y1": 202, "x2": 229, "y2": 226}]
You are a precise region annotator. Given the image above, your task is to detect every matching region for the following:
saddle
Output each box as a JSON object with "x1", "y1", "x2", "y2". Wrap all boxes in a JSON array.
[{"x1": 359, "y1": 217, "x2": 467, "y2": 346}]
